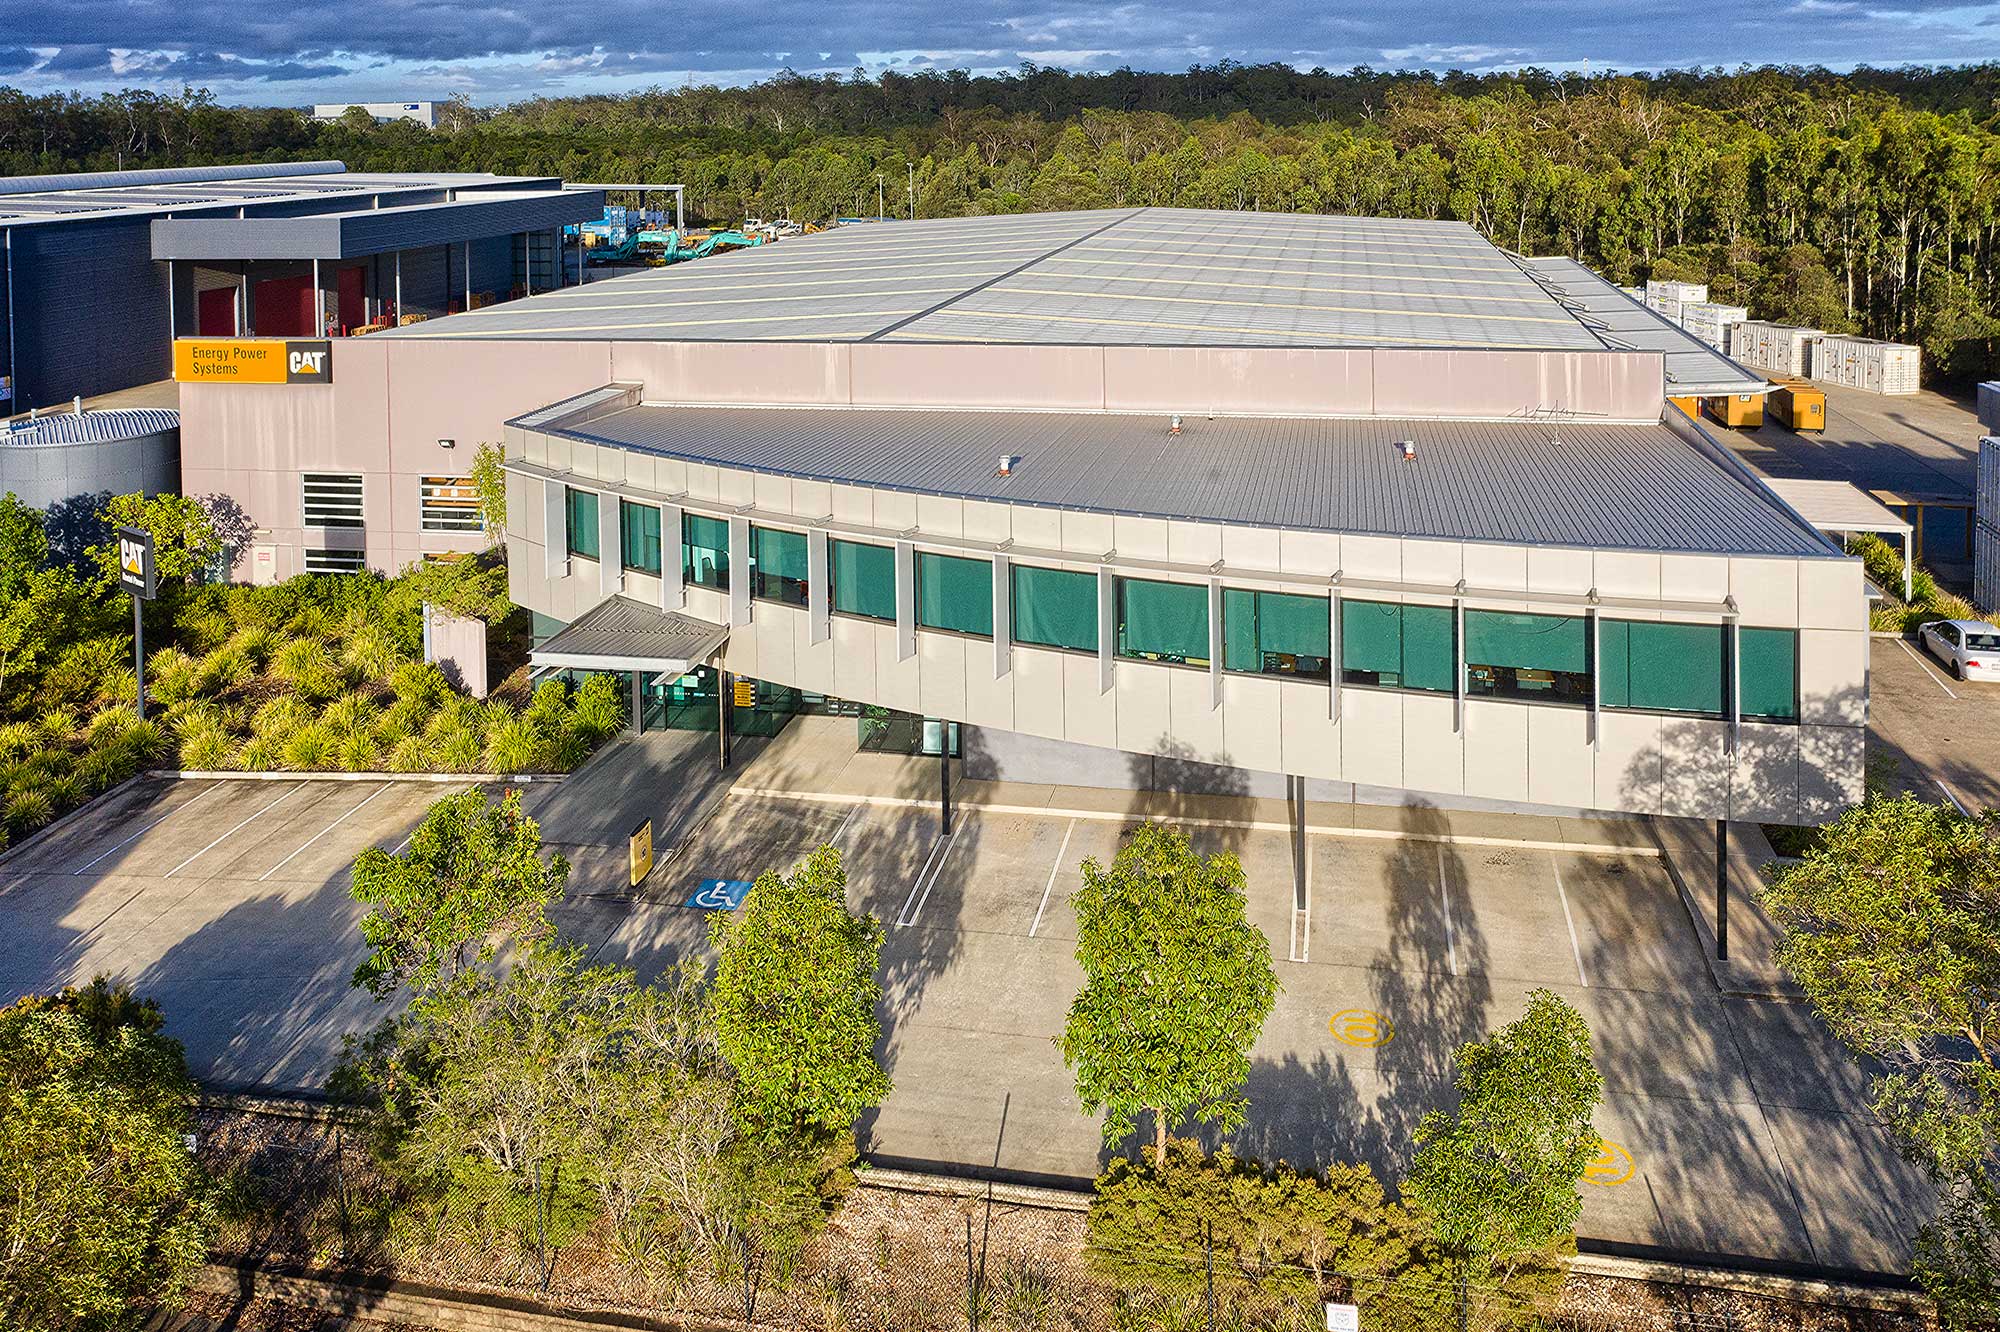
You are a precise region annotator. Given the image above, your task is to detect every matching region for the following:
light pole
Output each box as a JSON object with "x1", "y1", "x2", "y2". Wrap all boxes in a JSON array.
[
  {"x1": 908, "y1": 162, "x2": 916, "y2": 220},
  {"x1": 877, "y1": 173, "x2": 884, "y2": 221}
]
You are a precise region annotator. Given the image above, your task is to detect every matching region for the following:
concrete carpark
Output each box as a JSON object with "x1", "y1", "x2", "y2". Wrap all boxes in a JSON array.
[
  {"x1": 1869, "y1": 633, "x2": 2000, "y2": 815},
  {"x1": 0, "y1": 721, "x2": 1934, "y2": 1279}
]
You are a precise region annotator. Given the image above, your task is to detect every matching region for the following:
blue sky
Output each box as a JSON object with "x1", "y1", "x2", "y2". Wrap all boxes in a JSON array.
[{"x1": 1, "y1": 0, "x2": 1997, "y2": 105}]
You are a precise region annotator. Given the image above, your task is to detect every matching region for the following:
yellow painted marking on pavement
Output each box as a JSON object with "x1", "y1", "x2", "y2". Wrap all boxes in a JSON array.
[
  {"x1": 1329, "y1": 1009, "x2": 1394, "y2": 1048},
  {"x1": 1584, "y1": 1138, "x2": 1635, "y2": 1186}
]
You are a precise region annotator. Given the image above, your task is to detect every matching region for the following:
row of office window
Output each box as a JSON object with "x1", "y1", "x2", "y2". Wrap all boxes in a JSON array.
[
  {"x1": 301, "y1": 472, "x2": 484, "y2": 534},
  {"x1": 565, "y1": 492, "x2": 1800, "y2": 722}
]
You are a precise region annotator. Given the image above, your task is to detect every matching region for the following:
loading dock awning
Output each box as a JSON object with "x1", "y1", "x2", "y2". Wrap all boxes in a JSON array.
[
  {"x1": 529, "y1": 597, "x2": 729, "y2": 674},
  {"x1": 1760, "y1": 477, "x2": 1915, "y2": 600}
]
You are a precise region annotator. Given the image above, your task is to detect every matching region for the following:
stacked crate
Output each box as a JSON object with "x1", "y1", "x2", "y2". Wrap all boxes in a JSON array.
[
  {"x1": 1731, "y1": 321, "x2": 1821, "y2": 377},
  {"x1": 1811, "y1": 335, "x2": 1921, "y2": 395},
  {"x1": 1644, "y1": 280, "x2": 1708, "y2": 324},
  {"x1": 1979, "y1": 437, "x2": 1999, "y2": 616},
  {"x1": 1680, "y1": 302, "x2": 1749, "y2": 352}
]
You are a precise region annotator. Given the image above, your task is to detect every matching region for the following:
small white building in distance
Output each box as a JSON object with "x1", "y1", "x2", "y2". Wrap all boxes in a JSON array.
[{"x1": 311, "y1": 102, "x2": 437, "y2": 129}]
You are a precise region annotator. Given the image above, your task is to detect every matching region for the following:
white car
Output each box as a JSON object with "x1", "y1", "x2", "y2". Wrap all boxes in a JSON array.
[{"x1": 1918, "y1": 618, "x2": 2000, "y2": 682}]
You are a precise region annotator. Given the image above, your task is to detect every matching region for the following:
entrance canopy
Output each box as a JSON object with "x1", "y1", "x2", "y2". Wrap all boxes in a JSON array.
[
  {"x1": 530, "y1": 596, "x2": 729, "y2": 674},
  {"x1": 1761, "y1": 477, "x2": 1915, "y2": 600}
]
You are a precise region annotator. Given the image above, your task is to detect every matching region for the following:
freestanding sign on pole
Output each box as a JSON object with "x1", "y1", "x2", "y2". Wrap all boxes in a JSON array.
[{"x1": 117, "y1": 525, "x2": 156, "y2": 719}]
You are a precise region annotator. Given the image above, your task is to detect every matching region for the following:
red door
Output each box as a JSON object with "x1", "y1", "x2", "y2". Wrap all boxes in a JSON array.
[
  {"x1": 197, "y1": 286, "x2": 237, "y2": 336},
  {"x1": 253, "y1": 276, "x2": 313, "y2": 337},
  {"x1": 337, "y1": 267, "x2": 365, "y2": 335}
]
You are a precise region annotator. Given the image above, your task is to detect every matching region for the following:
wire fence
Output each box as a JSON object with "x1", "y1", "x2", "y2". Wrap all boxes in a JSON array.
[{"x1": 199, "y1": 1109, "x2": 1926, "y2": 1332}]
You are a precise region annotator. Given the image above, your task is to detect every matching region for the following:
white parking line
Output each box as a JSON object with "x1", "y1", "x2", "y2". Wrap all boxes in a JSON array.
[
  {"x1": 69, "y1": 784, "x2": 220, "y2": 876},
  {"x1": 164, "y1": 783, "x2": 305, "y2": 879},
  {"x1": 1551, "y1": 856, "x2": 1590, "y2": 987},
  {"x1": 257, "y1": 783, "x2": 392, "y2": 882},
  {"x1": 1029, "y1": 818, "x2": 1077, "y2": 939},
  {"x1": 1937, "y1": 780, "x2": 1971, "y2": 816},
  {"x1": 1438, "y1": 844, "x2": 1457, "y2": 976},
  {"x1": 1898, "y1": 638, "x2": 1959, "y2": 699},
  {"x1": 828, "y1": 801, "x2": 864, "y2": 852},
  {"x1": 908, "y1": 832, "x2": 968, "y2": 924}
]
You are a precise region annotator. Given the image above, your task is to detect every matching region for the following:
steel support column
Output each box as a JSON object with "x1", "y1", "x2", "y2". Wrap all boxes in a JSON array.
[
  {"x1": 717, "y1": 669, "x2": 732, "y2": 769},
  {"x1": 939, "y1": 743, "x2": 952, "y2": 838}
]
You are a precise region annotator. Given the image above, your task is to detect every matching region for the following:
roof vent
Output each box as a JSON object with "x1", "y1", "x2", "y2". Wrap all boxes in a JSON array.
[
  {"x1": 1398, "y1": 439, "x2": 1417, "y2": 461},
  {"x1": 996, "y1": 454, "x2": 1018, "y2": 477},
  {"x1": 1169, "y1": 414, "x2": 1183, "y2": 436}
]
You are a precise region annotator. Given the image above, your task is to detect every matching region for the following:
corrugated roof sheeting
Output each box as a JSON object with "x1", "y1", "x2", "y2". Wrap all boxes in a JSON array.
[
  {"x1": 390, "y1": 208, "x2": 1607, "y2": 351},
  {"x1": 1520, "y1": 257, "x2": 1766, "y2": 394},
  {"x1": 545, "y1": 403, "x2": 1831, "y2": 558},
  {"x1": 1, "y1": 407, "x2": 180, "y2": 446},
  {"x1": 530, "y1": 597, "x2": 729, "y2": 667},
  {"x1": 0, "y1": 167, "x2": 571, "y2": 228}
]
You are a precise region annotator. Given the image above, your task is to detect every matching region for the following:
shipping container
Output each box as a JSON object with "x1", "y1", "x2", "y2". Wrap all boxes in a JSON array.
[
  {"x1": 1679, "y1": 302, "x2": 1749, "y2": 351},
  {"x1": 1702, "y1": 393, "x2": 1764, "y2": 428},
  {"x1": 1810, "y1": 334, "x2": 1921, "y2": 395},
  {"x1": 1766, "y1": 377, "x2": 1825, "y2": 432},
  {"x1": 1977, "y1": 380, "x2": 2000, "y2": 433},
  {"x1": 1731, "y1": 321, "x2": 1821, "y2": 377},
  {"x1": 1668, "y1": 395, "x2": 1700, "y2": 418},
  {"x1": 1644, "y1": 279, "x2": 1708, "y2": 325},
  {"x1": 1979, "y1": 437, "x2": 1999, "y2": 613}
]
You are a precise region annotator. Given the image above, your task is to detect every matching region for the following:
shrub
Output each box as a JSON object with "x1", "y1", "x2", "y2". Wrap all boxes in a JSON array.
[
  {"x1": 175, "y1": 608, "x2": 235, "y2": 656},
  {"x1": 570, "y1": 673, "x2": 626, "y2": 743},
  {"x1": 222, "y1": 625, "x2": 278, "y2": 667},
  {"x1": 193, "y1": 646, "x2": 254, "y2": 697},
  {"x1": 177, "y1": 722, "x2": 234, "y2": 772},
  {"x1": 4, "y1": 788, "x2": 54, "y2": 835},
  {"x1": 272, "y1": 638, "x2": 346, "y2": 702},
  {"x1": 41, "y1": 772, "x2": 83, "y2": 813},
  {"x1": 38, "y1": 709, "x2": 78, "y2": 744},
  {"x1": 38, "y1": 639, "x2": 124, "y2": 713},
  {"x1": 281, "y1": 723, "x2": 339, "y2": 771},
  {"x1": 484, "y1": 717, "x2": 542, "y2": 775},
  {"x1": 545, "y1": 729, "x2": 589, "y2": 772},
  {"x1": 321, "y1": 692, "x2": 378, "y2": 738},
  {"x1": 338, "y1": 730, "x2": 380, "y2": 771},
  {"x1": 0, "y1": 721, "x2": 35, "y2": 760},
  {"x1": 235, "y1": 736, "x2": 279, "y2": 772},
  {"x1": 146, "y1": 647, "x2": 200, "y2": 706},
  {"x1": 84, "y1": 706, "x2": 137, "y2": 748},
  {"x1": 385, "y1": 735, "x2": 430, "y2": 773},
  {"x1": 434, "y1": 726, "x2": 483, "y2": 771},
  {"x1": 251, "y1": 696, "x2": 314, "y2": 743},
  {"x1": 391, "y1": 660, "x2": 451, "y2": 710},
  {"x1": 342, "y1": 626, "x2": 405, "y2": 681}
]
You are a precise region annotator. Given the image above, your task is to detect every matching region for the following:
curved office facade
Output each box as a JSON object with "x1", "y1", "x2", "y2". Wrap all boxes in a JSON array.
[{"x1": 502, "y1": 394, "x2": 1866, "y2": 826}]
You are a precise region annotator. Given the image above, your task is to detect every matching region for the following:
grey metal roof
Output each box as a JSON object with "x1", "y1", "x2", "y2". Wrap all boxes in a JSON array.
[
  {"x1": 388, "y1": 209, "x2": 1606, "y2": 351},
  {"x1": 1518, "y1": 257, "x2": 1766, "y2": 396},
  {"x1": 0, "y1": 163, "x2": 572, "y2": 230},
  {"x1": 530, "y1": 597, "x2": 729, "y2": 671},
  {"x1": 539, "y1": 402, "x2": 1833, "y2": 558},
  {"x1": 1762, "y1": 478, "x2": 1912, "y2": 534},
  {"x1": 2, "y1": 407, "x2": 179, "y2": 446},
  {"x1": 150, "y1": 190, "x2": 604, "y2": 261}
]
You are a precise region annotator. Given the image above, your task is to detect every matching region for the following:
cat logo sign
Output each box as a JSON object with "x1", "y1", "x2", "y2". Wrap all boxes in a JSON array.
[
  {"x1": 116, "y1": 526, "x2": 156, "y2": 600},
  {"x1": 173, "y1": 338, "x2": 333, "y2": 385}
]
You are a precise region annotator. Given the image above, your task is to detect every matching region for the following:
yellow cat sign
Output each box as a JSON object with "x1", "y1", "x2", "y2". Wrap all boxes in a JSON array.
[{"x1": 173, "y1": 338, "x2": 332, "y2": 385}]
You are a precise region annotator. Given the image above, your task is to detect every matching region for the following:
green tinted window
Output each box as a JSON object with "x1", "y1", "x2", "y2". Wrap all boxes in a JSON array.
[
  {"x1": 1599, "y1": 621, "x2": 1724, "y2": 714},
  {"x1": 831, "y1": 540, "x2": 896, "y2": 620},
  {"x1": 1012, "y1": 564, "x2": 1098, "y2": 653},
  {"x1": 1740, "y1": 627, "x2": 1798, "y2": 721},
  {"x1": 1222, "y1": 588, "x2": 1330, "y2": 679},
  {"x1": 1117, "y1": 578, "x2": 1209, "y2": 665},
  {"x1": 1465, "y1": 610, "x2": 1590, "y2": 704},
  {"x1": 619, "y1": 500, "x2": 660, "y2": 574},
  {"x1": 683, "y1": 512, "x2": 729, "y2": 590},
  {"x1": 1340, "y1": 600, "x2": 1454, "y2": 693},
  {"x1": 918, "y1": 552, "x2": 993, "y2": 637},
  {"x1": 565, "y1": 487, "x2": 599, "y2": 560},
  {"x1": 751, "y1": 525, "x2": 808, "y2": 605}
]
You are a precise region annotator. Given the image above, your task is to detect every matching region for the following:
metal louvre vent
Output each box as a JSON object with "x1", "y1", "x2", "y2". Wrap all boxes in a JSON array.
[
  {"x1": 302, "y1": 472, "x2": 365, "y2": 528},
  {"x1": 304, "y1": 547, "x2": 366, "y2": 574}
]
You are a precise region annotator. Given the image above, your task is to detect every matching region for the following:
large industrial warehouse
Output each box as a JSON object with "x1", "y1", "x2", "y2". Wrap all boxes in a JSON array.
[
  {"x1": 175, "y1": 206, "x2": 1866, "y2": 824},
  {"x1": 0, "y1": 161, "x2": 603, "y2": 409}
]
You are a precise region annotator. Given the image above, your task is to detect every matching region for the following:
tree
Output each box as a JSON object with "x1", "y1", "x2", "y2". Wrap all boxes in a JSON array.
[
  {"x1": 84, "y1": 492, "x2": 222, "y2": 592},
  {"x1": 1402, "y1": 990, "x2": 1602, "y2": 1289},
  {"x1": 469, "y1": 442, "x2": 508, "y2": 541},
  {"x1": 336, "y1": 946, "x2": 632, "y2": 1290},
  {"x1": 0, "y1": 492, "x2": 47, "y2": 603},
  {"x1": 0, "y1": 978, "x2": 212, "y2": 1331},
  {"x1": 708, "y1": 845, "x2": 889, "y2": 1140},
  {"x1": 1763, "y1": 796, "x2": 2000, "y2": 1326},
  {"x1": 1057, "y1": 823, "x2": 1279, "y2": 1167},
  {"x1": 348, "y1": 787, "x2": 570, "y2": 999}
]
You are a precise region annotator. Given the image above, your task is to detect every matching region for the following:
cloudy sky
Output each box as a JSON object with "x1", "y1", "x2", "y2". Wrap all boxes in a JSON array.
[{"x1": 2, "y1": 0, "x2": 1997, "y2": 105}]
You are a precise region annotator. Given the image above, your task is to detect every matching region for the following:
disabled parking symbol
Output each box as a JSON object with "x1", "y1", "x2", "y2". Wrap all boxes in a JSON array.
[
  {"x1": 684, "y1": 878, "x2": 754, "y2": 912},
  {"x1": 1584, "y1": 1138, "x2": 1635, "y2": 1187}
]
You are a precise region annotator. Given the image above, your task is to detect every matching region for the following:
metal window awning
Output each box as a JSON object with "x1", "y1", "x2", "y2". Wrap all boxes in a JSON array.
[
  {"x1": 529, "y1": 596, "x2": 729, "y2": 674},
  {"x1": 1760, "y1": 477, "x2": 1915, "y2": 600}
]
